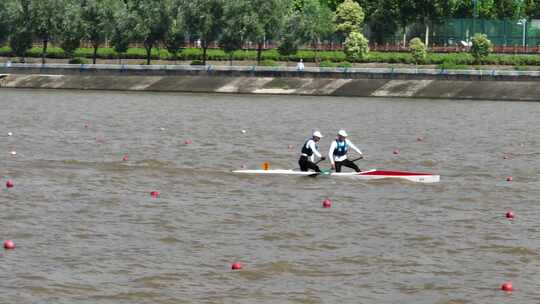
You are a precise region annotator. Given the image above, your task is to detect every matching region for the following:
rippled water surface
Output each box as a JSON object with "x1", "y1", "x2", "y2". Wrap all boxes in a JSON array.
[{"x1": 1, "y1": 89, "x2": 540, "y2": 304}]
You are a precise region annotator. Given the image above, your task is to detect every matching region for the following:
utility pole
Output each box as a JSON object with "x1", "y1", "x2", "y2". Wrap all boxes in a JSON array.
[{"x1": 473, "y1": 0, "x2": 478, "y2": 37}]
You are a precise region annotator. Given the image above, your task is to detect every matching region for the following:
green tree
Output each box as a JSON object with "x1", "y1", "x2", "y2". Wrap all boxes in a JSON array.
[
  {"x1": 81, "y1": 0, "x2": 119, "y2": 64},
  {"x1": 277, "y1": 35, "x2": 299, "y2": 62},
  {"x1": 128, "y1": 0, "x2": 173, "y2": 65},
  {"x1": 320, "y1": 0, "x2": 344, "y2": 11},
  {"x1": 524, "y1": 0, "x2": 540, "y2": 18},
  {"x1": 29, "y1": 0, "x2": 65, "y2": 64},
  {"x1": 344, "y1": 30, "x2": 369, "y2": 61},
  {"x1": 164, "y1": 2, "x2": 186, "y2": 63},
  {"x1": 397, "y1": 0, "x2": 417, "y2": 47},
  {"x1": 295, "y1": 0, "x2": 335, "y2": 62},
  {"x1": 470, "y1": 33, "x2": 493, "y2": 63},
  {"x1": 494, "y1": 0, "x2": 520, "y2": 19},
  {"x1": 365, "y1": 0, "x2": 400, "y2": 44},
  {"x1": 0, "y1": 0, "x2": 15, "y2": 46},
  {"x1": 278, "y1": 13, "x2": 301, "y2": 62},
  {"x1": 184, "y1": 0, "x2": 224, "y2": 65},
  {"x1": 409, "y1": 37, "x2": 426, "y2": 64},
  {"x1": 165, "y1": 21, "x2": 185, "y2": 63},
  {"x1": 58, "y1": 1, "x2": 84, "y2": 60},
  {"x1": 10, "y1": 28, "x2": 33, "y2": 62},
  {"x1": 219, "y1": 0, "x2": 251, "y2": 65},
  {"x1": 244, "y1": 0, "x2": 288, "y2": 64},
  {"x1": 111, "y1": 4, "x2": 131, "y2": 64},
  {"x1": 409, "y1": 0, "x2": 456, "y2": 46},
  {"x1": 334, "y1": 0, "x2": 364, "y2": 38},
  {"x1": 9, "y1": 0, "x2": 33, "y2": 62},
  {"x1": 453, "y1": 0, "x2": 496, "y2": 18}
]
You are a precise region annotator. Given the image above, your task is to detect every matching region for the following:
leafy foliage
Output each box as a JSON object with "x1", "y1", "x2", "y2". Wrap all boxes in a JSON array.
[
  {"x1": 344, "y1": 31, "x2": 369, "y2": 61},
  {"x1": 128, "y1": 0, "x2": 173, "y2": 64},
  {"x1": 294, "y1": 0, "x2": 335, "y2": 60},
  {"x1": 334, "y1": 0, "x2": 364, "y2": 37},
  {"x1": 409, "y1": 37, "x2": 427, "y2": 64},
  {"x1": 58, "y1": 2, "x2": 84, "y2": 59},
  {"x1": 470, "y1": 33, "x2": 493, "y2": 63}
]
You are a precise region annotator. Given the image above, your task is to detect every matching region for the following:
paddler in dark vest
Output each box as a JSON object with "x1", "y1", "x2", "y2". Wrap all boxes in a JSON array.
[
  {"x1": 299, "y1": 131, "x2": 326, "y2": 172},
  {"x1": 328, "y1": 129, "x2": 363, "y2": 172}
]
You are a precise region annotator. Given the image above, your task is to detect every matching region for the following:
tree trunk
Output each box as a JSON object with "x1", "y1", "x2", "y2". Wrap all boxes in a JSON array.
[
  {"x1": 202, "y1": 40, "x2": 208, "y2": 65},
  {"x1": 145, "y1": 45, "x2": 152, "y2": 65},
  {"x1": 229, "y1": 53, "x2": 233, "y2": 66},
  {"x1": 93, "y1": 44, "x2": 99, "y2": 64},
  {"x1": 41, "y1": 39, "x2": 48, "y2": 65},
  {"x1": 257, "y1": 41, "x2": 263, "y2": 64},
  {"x1": 314, "y1": 39, "x2": 320, "y2": 63},
  {"x1": 425, "y1": 24, "x2": 430, "y2": 47},
  {"x1": 402, "y1": 26, "x2": 407, "y2": 48}
]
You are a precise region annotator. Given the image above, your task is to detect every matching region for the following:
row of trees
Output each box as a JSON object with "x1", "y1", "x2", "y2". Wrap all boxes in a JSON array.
[
  {"x1": 0, "y1": 0, "x2": 352, "y2": 65},
  {"x1": 0, "y1": 0, "x2": 538, "y2": 65}
]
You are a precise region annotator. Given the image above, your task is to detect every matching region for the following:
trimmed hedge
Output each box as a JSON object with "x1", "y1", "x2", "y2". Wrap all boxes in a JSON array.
[{"x1": 3, "y1": 45, "x2": 540, "y2": 66}]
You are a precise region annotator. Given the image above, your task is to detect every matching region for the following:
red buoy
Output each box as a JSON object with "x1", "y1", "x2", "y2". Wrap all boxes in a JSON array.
[
  {"x1": 288, "y1": 144, "x2": 294, "y2": 150},
  {"x1": 6, "y1": 180, "x2": 14, "y2": 188},
  {"x1": 506, "y1": 176, "x2": 513, "y2": 182},
  {"x1": 4, "y1": 240, "x2": 15, "y2": 250},
  {"x1": 150, "y1": 191, "x2": 159, "y2": 198},
  {"x1": 231, "y1": 262, "x2": 243, "y2": 270},
  {"x1": 506, "y1": 211, "x2": 515, "y2": 220},
  {"x1": 501, "y1": 282, "x2": 513, "y2": 292},
  {"x1": 322, "y1": 199, "x2": 332, "y2": 208},
  {"x1": 84, "y1": 123, "x2": 90, "y2": 129},
  {"x1": 184, "y1": 139, "x2": 192, "y2": 145},
  {"x1": 122, "y1": 155, "x2": 129, "y2": 161},
  {"x1": 393, "y1": 149, "x2": 400, "y2": 155},
  {"x1": 417, "y1": 137, "x2": 423, "y2": 142}
]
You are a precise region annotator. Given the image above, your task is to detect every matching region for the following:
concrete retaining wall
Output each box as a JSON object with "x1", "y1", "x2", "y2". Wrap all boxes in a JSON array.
[{"x1": 1, "y1": 64, "x2": 540, "y2": 101}]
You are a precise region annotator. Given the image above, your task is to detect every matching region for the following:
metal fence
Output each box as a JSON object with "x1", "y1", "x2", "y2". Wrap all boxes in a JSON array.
[{"x1": 431, "y1": 18, "x2": 540, "y2": 47}]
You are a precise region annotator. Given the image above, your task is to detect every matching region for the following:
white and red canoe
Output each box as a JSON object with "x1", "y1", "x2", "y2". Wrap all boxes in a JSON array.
[{"x1": 233, "y1": 169, "x2": 440, "y2": 183}]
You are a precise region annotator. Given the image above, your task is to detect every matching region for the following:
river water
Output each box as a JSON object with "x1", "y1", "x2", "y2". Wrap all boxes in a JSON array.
[{"x1": 1, "y1": 89, "x2": 540, "y2": 304}]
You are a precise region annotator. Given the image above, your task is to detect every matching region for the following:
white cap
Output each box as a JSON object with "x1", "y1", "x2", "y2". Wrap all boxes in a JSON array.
[
  {"x1": 338, "y1": 130, "x2": 348, "y2": 137},
  {"x1": 312, "y1": 131, "x2": 323, "y2": 138}
]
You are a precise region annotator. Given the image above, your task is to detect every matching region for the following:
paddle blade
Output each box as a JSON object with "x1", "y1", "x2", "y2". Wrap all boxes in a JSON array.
[
  {"x1": 320, "y1": 169, "x2": 332, "y2": 175},
  {"x1": 262, "y1": 162, "x2": 270, "y2": 170}
]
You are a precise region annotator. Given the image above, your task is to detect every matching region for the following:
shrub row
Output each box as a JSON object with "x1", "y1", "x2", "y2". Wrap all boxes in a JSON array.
[{"x1": 2, "y1": 46, "x2": 540, "y2": 66}]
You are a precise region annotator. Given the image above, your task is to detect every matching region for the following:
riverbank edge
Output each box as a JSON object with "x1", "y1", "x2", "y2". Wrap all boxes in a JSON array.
[{"x1": 1, "y1": 64, "x2": 540, "y2": 101}]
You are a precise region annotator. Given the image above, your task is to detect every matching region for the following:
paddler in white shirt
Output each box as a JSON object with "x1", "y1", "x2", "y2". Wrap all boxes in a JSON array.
[
  {"x1": 328, "y1": 129, "x2": 363, "y2": 172},
  {"x1": 299, "y1": 131, "x2": 326, "y2": 172}
]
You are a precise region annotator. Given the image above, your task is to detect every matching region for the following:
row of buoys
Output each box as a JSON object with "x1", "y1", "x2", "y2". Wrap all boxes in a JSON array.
[
  {"x1": 502, "y1": 152, "x2": 515, "y2": 293},
  {"x1": 0, "y1": 124, "x2": 522, "y2": 293}
]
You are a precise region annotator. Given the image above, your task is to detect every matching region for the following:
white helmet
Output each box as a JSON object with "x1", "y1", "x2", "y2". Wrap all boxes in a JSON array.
[
  {"x1": 312, "y1": 131, "x2": 323, "y2": 138},
  {"x1": 338, "y1": 130, "x2": 348, "y2": 137}
]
